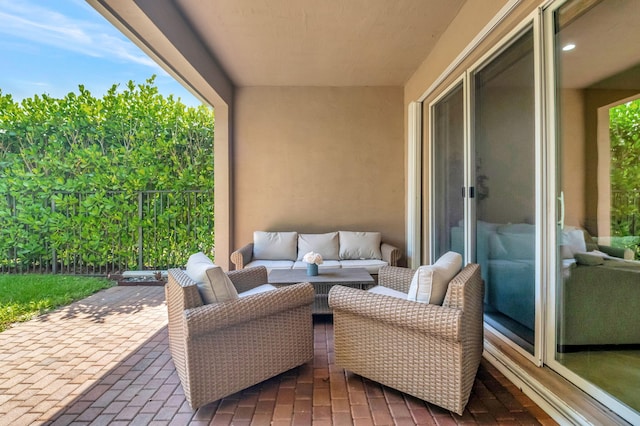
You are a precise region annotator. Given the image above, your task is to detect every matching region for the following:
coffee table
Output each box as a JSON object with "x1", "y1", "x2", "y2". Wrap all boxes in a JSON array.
[{"x1": 268, "y1": 268, "x2": 375, "y2": 314}]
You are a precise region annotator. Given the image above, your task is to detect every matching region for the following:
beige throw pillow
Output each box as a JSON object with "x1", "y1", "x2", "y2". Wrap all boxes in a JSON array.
[
  {"x1": 407, "y1": 251, "x2": 462, "y2": 305},
  {"x1": 253, "y1": 231, "x2": 298, "y2": 260},
  {"x1": 338, "y1": 231, "x2": 382, "y2": 260},
  {"x1": 185, "y1": 252, "x2": 238, "y2": 304},
  {"x1": 297, "y1": 232, "x2": 340, "y2": 260}
]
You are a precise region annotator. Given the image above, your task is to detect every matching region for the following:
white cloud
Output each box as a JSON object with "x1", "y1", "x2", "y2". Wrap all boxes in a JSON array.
[{"x1": 0, "y1": 0, "x2": 163, "y2": 71}]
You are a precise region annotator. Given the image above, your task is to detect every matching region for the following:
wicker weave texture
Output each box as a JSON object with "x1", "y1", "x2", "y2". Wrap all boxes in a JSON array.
[
  {"x1": 166, "y1": 268, "x2": 314, "y2": 409},
  {"x1": 329, "y1": 263, "x2": 484, "y2": 415}
]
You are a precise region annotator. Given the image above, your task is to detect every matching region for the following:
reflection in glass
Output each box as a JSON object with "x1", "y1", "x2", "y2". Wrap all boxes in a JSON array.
[
  {"x1": 473, "y1": 28, "x2": 536, "y2": 353},
  {"x1": 554, "y1": 0, "x2": 640, "y2": 412},
  {"x1": 432, "y1": 83, "x2": 464, "y2": 260}
]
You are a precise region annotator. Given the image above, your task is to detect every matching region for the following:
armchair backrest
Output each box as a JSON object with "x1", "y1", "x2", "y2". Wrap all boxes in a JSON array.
[
  {"x1": 442, "y1": 263, "x2": 483, "y2": 313},
  {"x1": 443, "y1": 263, "x2": 484, "y2": 393},
  {"x1": 166, "y1": 269, "x2": 204, "y2": 386}
]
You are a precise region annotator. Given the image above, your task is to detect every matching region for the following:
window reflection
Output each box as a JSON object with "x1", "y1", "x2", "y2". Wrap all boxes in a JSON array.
[{"x1": 555, "y1": 0, "x2": 640, "y2": 412}]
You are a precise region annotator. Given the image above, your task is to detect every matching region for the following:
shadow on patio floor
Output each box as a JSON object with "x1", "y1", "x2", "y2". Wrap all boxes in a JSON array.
[{"x1": 0, "y1": 286, "x2": 557, "y2": 425}]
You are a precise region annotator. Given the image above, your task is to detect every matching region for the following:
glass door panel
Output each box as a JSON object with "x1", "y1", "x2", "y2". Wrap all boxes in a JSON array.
[
  {"x1": 552, "y1": 0, "x2": 640, "y2": 415},
  {"x1": 473, "y1": 28, "x2": 536, "y2": 354},
  {"x1": 431, "y1": 83, "x2": 465, "y2": 260}
]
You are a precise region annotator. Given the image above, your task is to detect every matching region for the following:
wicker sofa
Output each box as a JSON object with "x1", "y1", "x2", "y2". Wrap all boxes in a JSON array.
[
  {"x1": 231, "y1": 231, "x2": 401, "y2": 274},
  {"x1": 166, "y1": 266, "x2": 314, "y2": 409},
  {"x1": 328, "y1": 264, "x2": 484, "y2": 415}
]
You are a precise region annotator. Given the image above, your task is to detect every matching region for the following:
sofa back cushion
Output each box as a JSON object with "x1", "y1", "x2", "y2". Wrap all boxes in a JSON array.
[
  {"x1": 339, "y1": 231, "x2": 382, "y2": 260},
  {"x1": 253, "y1": 231, "x2": 298, "y2": 260},
  {"x1": 494, "y1": 223, "x2": 535, "y2": 260},
  {"x1": 407, "y1": 251, "x2": 462, "y2": 305},
  {"x1": 297, "y1": 232, "x2": 340, "y2": 260},
  {"x1": 186, "y1": 252, "x2": 238, "y2": 304}
]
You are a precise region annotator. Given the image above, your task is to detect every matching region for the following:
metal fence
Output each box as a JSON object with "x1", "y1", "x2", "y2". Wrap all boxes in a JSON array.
[
  {"x1": 1, "y1": 190, "x2": 214, "y2": 275},
  {"x1": 612, "y1": 189, "x2": 640, "y2": 236}
]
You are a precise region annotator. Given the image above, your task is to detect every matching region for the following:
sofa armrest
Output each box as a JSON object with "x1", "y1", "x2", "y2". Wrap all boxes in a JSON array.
[
  {"x1": 377, "y1": 265, "x2": 415, "y2": 293},
  {"x1": 328, "y1": 285, "x2": 461, "y2": 341},
  {"x1": 184, "y1": 283, "x2": 314, "y2": 338},
  {"x1": 227, "y1": 266, "x2": 268, "y2": 293},
  {"x1": 597, "y1": 244, "x2": 635, "y2": 260},
  {"x1": 381, "y1": 242, "x2": 401, "y2": 266},
  {"x1": 230, "y1": 243, "x2": 254, "y2": 270}
]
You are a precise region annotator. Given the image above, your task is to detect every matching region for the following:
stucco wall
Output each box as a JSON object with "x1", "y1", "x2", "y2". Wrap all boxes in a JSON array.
[
  {"x1": 560, "y1": 89, "x2": 586, "y2": 229},
  {"x1": 233, "y1": 86, "x2": 405, "y2": 254}
]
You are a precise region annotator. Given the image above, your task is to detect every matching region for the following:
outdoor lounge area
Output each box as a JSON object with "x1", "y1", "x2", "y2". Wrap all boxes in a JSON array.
[
  {"x1": 0, "y1": 0, "x2": 636, "y2": 423},
  {"x1": 0, "y1": 284, "x2": 556, "y2": 425}
]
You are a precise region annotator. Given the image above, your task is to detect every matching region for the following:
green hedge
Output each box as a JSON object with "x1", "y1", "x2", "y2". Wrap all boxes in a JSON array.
[{"x1": 0, "y1": 77, "x2": 215, "y2": 272}]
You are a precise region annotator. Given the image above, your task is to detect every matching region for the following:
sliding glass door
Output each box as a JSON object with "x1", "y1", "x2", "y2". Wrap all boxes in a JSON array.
[
  {"x1": 430, "y1": 27, "x2": 538, "y2": 355},
  {"x1": 431, "y1": 82, "x2": 465, "y2": 260},
  {"x1": 549, "y1": 0, "x2": 640, "y2": 418},
  {"x1": 425, "y1": 0, "x2": 640, "y2": 421},
  {"x1": 472, "y1": 27, "x2": 537, "y2": 354}
]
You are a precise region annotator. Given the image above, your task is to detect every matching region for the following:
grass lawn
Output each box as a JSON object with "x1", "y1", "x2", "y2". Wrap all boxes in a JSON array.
[{"x1": 0, "y1": 274, "x2": 113, "y2": 332}]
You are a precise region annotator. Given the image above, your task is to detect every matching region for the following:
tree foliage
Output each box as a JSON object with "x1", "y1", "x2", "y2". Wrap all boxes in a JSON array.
[
  {"x1": 0, "y1": 77, "x2": 215, "y2": 272},
  {"x1": 609, "y1": 99, "x2": 640, "y2": 256}
]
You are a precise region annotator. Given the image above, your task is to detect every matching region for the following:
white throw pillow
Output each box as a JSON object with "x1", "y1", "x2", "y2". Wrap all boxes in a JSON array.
[
  {"x1": 185, "y1": 252, "x2": 238, "y2": 304},
  {"x1": 253, "y1": 231, "x2": 298, "y2": 260},
  {"x1": 297, "y1": 232, "x2": 340, "y2": 260},
  {"x1": 338, "y1": 231, "x2": 382, "y2": 260},
  {"x1": 561, "y1": 228, "x2": 587, "y2": 258},
  {"x1": 407, "y1": 251, "x2": 462, "y2": 305}
]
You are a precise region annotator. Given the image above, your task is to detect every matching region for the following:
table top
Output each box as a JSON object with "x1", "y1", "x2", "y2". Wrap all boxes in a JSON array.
[{"x1": 268, "y1": 267, "x2": 374, "y2": 284}]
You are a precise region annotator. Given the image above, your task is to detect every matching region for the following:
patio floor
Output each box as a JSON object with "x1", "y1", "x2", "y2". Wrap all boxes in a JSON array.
[{"x1": 0, "y1": 285, "x2": 558, "y2": 425}]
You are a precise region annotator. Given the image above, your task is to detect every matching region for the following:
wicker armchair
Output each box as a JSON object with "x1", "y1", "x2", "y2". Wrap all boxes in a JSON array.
[
  {"x1": 328, "y1": 264, "x2": 484, "y2": 415},
  {"x1": 166, "y1": 266, "x2": 315, "y2": 409}
]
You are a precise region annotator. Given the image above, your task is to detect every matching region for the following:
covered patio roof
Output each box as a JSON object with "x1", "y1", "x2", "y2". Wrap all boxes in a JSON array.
[{"x1": 90, "y1": 0, "x2": 466, "y2": 90}]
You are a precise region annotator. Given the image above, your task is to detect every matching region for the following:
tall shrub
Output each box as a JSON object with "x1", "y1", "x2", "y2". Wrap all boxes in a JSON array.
[
  {"x1": 0, "y1": 77, "x2": 214, "y2": 271},
  {"x1": 609, "y1": 99, "x2": 640, "y2": 256}
]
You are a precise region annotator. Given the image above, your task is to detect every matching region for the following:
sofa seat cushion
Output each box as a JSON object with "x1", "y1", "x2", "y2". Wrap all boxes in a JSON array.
[
  {"x1": 339, "y1": 231, "x2": 382, "y2": 260},
  {"x1": 238, "y1": 284, "x2": 277, "y2": 297},
  {"x1": 185, "y1": 252, "x2": 239, "y2": 304},
  {"x1": 368, "y1": 285, "x2": 406, "y2": 300},
  {"x1": 407, "y1": 251, "x2": 462, "y2": 305},
  {"x1": 297, "y1": 232, "x2": 340, "y2": 261},
  {"x1": 253, "y1": 231, "x2": 298, "y2": 260},
  {"x1": 245, "y1": 260, "x2": 294, "y2": 273},
  {"x1": 339, "y1": 259, "x2": 388, "y2": 274},
  {"x1": 292, "y1": 260, "x2": 341, "y2": 270}
]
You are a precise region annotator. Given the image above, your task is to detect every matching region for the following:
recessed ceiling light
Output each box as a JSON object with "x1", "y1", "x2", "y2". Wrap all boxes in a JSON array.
[{"x1": 562, "y1": 43, "x2": 576, "y2": 51}]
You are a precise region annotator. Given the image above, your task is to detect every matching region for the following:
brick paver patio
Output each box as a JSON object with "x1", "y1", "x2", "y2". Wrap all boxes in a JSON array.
[{"x1": 0, "y1": 285, "x2": 557, "y2": 425}]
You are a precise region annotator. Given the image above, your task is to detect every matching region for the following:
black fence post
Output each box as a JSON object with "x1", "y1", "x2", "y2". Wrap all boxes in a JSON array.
[
  {"x1": 138, "y1": 191, "x2": 144, "y2": 271},
  {"x1": 51, "y1": 197, "x2": 57, "y2": 274}
]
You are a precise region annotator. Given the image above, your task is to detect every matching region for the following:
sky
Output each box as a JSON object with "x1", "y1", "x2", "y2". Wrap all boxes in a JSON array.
[{"x1": 0, "y1": 0, "x2": 203, "y2": 107}]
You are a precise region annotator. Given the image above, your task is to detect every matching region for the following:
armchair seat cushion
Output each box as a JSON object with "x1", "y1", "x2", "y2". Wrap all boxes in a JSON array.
[
  {"x1": 238, "y1": 284, "x2": 277, "y2": 297},
  {"x1": 367, "y1": 285, "x2": 406, "y2": 300}
]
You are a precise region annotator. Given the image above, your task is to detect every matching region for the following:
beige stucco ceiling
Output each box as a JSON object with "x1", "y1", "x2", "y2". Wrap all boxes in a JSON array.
[{"x1": 173, "y1": 0, "x2": 466, "y2": 87}]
